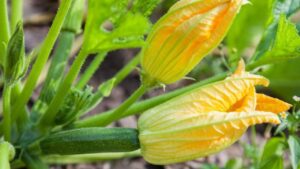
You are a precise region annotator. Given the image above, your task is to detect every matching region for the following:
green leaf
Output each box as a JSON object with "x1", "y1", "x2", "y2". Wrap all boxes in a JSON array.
[
  {"x1": 259, "y1": 138, "x2": 286, "y2": 169},
  {"x1": 98, "y1": 13, "x2": 151, "y2": 51},
  {"x1": 249, "y1": 15, "x2": 300, "y2": 68},
  {"x1": 288, "y1": 135, "x2": 300, "y2": 169},
  {"x1": 259, "y1": 16, "x2": 300, "y2": 102},
  {"x1": 83, "y1": 0, "x2": 154, "y2": 53},
  {"x1": 249, "y1": 0, "x2": 300, "y2": 68},
  {"x1": 260, "y1": 57, "x2": 300, "y2": 102}
]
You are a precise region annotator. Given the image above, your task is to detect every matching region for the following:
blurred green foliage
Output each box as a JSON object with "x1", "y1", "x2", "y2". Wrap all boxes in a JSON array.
[{"x1": 226, "y1": 0, "x2": 273, "y2": 66}]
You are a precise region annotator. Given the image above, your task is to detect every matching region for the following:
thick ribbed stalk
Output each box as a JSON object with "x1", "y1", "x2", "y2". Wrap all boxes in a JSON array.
[
  {"x1": 36, "y1": 32, "x2": 75, "y2": 110},
  {"x1": 33, "y1": 0, "x2": 84, "y2": 119},
  {"x1": 38, "y1": 49, "x2": 89, "y2": 128},
  {"x1": 12, "y1": 0, "x2": 73, "y2": 122}
]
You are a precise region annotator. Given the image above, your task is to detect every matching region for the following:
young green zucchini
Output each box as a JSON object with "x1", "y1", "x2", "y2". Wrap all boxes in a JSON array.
[{"x1": 40, "y1": 128, "x2": 140, "y2": 155}]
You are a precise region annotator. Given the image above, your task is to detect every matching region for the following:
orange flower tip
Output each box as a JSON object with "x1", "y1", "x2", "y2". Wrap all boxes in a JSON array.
[
  {"x1": 233, "y1": 59, "x2": 246, "y2": 76},
  {"x1": 256, "y1": 94, "x2": 292, "y2": 114}
]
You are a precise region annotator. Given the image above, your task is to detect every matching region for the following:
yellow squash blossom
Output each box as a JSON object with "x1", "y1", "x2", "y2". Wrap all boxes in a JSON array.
[
  {"x1": 141, "y1": 0, "x2": 245, "y2": 85},
  {"x1": 138, "y1": 61, "x2": 291, "y2": 165}
]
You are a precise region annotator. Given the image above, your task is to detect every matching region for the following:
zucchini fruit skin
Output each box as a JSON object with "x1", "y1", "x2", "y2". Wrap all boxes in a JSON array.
[{"x1": 40, "y1": 128, "x2": 140, "y2": 155}]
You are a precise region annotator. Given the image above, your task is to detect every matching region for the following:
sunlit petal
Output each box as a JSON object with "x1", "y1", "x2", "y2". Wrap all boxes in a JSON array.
[
  {"x1": 256, "y1": 93, "x2": 292, "y2": 114},
  {"x1": 140, "y1": 111, "x2": 280, "y2": 164}
]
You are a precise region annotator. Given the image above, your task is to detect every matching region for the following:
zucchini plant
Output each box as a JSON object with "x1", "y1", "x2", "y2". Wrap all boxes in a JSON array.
[{"x1": 0, "y1": 0, "x2": 299, "y2": 168}]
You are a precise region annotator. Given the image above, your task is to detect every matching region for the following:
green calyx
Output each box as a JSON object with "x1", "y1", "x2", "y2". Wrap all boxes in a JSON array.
[{"x1": 140, "y1": 70, "x2": 165, "y2": 89}]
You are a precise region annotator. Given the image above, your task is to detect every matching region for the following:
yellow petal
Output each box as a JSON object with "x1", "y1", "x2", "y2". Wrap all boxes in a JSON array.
[
  {"x1": 139, "y1": 75, "x2": 268, "y2": 131},
  {"x1": 141, "y1": 0, "x2": 244, "y2": 84},
  {"x1": 228, "y1": 86, "x2": 256, "y2": 112},
  {"x1": 256, "y1": 94, "x2": 292, "y2": 114},
  {"x1": 232, "y1": 59, "x2": 246, "y2": 76},
  {"x1": 139, "y1": 111, "x2": 279, "y2": 165}
]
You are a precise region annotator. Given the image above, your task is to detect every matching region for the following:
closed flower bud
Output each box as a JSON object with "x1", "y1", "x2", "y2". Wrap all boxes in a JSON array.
[
  {"x1": 141, "y1": 0, "x2": 245, "y2": 85},
  {"x1": 138, "y1": 61, "x2": 291, "y2": 165},
  {"x1": 4, "y1": 23, "x2": 26, "y2": 85}
]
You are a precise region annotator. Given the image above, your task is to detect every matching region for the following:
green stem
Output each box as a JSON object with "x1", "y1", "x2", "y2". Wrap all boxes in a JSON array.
[
  {"x1": 34, "y1": 31, "x2": 75, "y2": 113},
  {"x1": 11, "y1": 150, "x2": 140, "y2": 168},
  {"x1": 33, "y1": 0, "x2": 84, "y2": 119},
  {"x1": 74, "y1": 72, "x2": 228, "y2": 128},
  {"x1": 0, "y1": 0, "x2": 10, "y2": 43},
  {"x1": 0, "y1": 83, "x2": 26, "y2": 136},
  {"x1": 0, "y1": 142, "x2": 11, "y2": 169},
  {"x1": 0, "y1": 123, "x2": 3, "y2": 136},
  {"x1": 13, "y1": 83, "x2": 30, "y2": 134},
  {"x1": 251, "y1": 126, "x2": 257, "y2": 147},
  {"x1": 38, "y1": 49, "x2": 89, "y2": 128},
  {"x1": 3, "y1": 85, "x2": 12, "y2": 141},
  {"x1": 31, "y1": 31, "x2": 75, "y2": 123},
  {"x1": 76, "y1": 52, "x2": 107, "y2": 89},
  {"x1": 113, "y1": 55, "x2": 141, "y2": 87},
  {"x1": 12, "y1": 0, "x2": 73, "y2": 122},
  {"x1": 0, "y1": 0, "x2": 10, "y2": 62},
  {"x1": 97, "y1": 84, "x2": 148, "y2": 126},
  {"x1": 80, "y1": 55, "x2": 141, "y2": 116},
  {"x1": 11, "y1": 0, "x2": 23, "y2": 32},
  {"x1": 43, "y1": 150, "x2": 141, "y2": 164}
]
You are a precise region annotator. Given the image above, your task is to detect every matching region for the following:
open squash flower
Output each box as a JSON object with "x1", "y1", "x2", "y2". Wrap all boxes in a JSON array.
[
  {"x1": 141, "y1": 0, "x2": 245, "y2": 85},
  {"x1": 138, "y1": 61, "x2": 291, "y2": 165}
]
